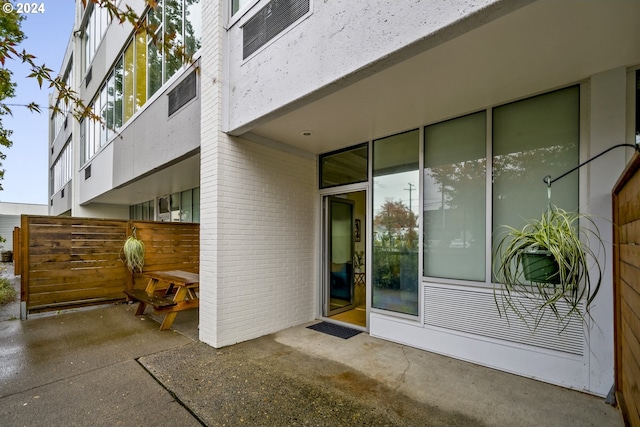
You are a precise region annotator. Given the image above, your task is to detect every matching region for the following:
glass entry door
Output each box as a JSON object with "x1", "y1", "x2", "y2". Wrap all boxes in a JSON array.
[{"x1": 325, "y1": 197, "x2": 355, "y2": 316}]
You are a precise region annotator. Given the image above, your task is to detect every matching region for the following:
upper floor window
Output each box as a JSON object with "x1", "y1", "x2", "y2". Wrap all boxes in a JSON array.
[
  {"x1": 83, "y1": 1, "x2": 112, "y2": 74},
  {"x1": 81, "y1": 0, "x2": 201, "y2": 165},
  {"x1": 52, "y1": 138, "x2": 73, "y2": 195},
  {"x1": 50, "y1": 59, "x2": 73, "y2": 143},
  {"x1": 232, "y1": 0, "x2": 252, "y2": 15}
]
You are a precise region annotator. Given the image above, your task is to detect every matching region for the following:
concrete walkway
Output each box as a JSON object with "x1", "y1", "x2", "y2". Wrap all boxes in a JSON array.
[{"x1": 0, "y1": 296, "x2": 625, "y2": 426}]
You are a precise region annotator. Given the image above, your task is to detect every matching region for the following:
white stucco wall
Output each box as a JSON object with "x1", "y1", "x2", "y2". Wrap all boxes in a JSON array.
[
  {"x1": 585, "y1": 67, "x2": 629, "y2": 395},
  {"x1": 225, "y1": 0, "x2": 532, "y2": 133}
]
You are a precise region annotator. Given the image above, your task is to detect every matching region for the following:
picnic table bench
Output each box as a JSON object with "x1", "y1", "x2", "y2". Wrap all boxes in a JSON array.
[{"x1": 124, "y1": 269, "x2": 199, "y2": 331}]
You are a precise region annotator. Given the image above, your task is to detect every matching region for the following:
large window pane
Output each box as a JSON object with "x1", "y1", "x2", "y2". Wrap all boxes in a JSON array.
[
  {"x1": 185, "y1": 0, "x2": 202, "y2": 57},
  {"x1": 106, "y1": 71, "x2": 115, "y2": 139},
  {"x1": 164, "y1": 0, "x2": 183, "y2": 80},
  {"x1": 492, "y1": 86, "x2": 579, "y2": 279},
  {"x1": 181, "y1": 189, "x2": 193, "y2": 222},
  {"x1": 148, "y1": 3, "x2": 163, "y2": 96},
  {"x1": 149, "y1": 0, "x2": 163, "y2": 28},
  {"x1": 192, "y1": 187, "x2": 200, "y2": 223},
  {"x1": 114, "y1": 58, "x2": 123, "y2": 128},
  {"x1": 372, "y1": 130, "x2": 419, "y2": 316},
  {"x1": 80, "y1": 118, "x2": 86, "y2": 163},
  {"x1": 170, "y1": 193, "x2": 181, "y2": 222},
  {"x1": 320, "y1": 144, "x2": 368, "y2": 189},
  {"x1": 100, "y1": 85, "x2": 107, "y2": 146},
  {"x1": 135, "y1": 25, "x2": 147, "y2": 110},
  {"x1": 123, "y1": 42, "x2": 134, "y2": 121},
  {"x1": 424, "y1": 111, "x2": 486, "y2": 281},
  {"x1": 232, "y1": 0, "x2": 251, "y2": 15},
  {"x1": 148, "y1": 40, "x2": 162, "y2": 97}
]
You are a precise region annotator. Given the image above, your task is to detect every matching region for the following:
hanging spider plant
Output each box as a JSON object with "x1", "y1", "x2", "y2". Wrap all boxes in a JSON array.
[
  {"x1": 493, "y1": 205, "x2": 604, "y2": 330},
  {"x1": 123, "y1": 227, "x2": 145, "y2": 273}
]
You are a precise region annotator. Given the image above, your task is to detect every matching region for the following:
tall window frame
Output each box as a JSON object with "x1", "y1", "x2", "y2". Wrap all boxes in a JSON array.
[
  {"x1": 421, "y1": 85, "x2": 581, "y2": 287},
  {"x1": 81, "y1": 0, "x2": 202, "y2": 166}
]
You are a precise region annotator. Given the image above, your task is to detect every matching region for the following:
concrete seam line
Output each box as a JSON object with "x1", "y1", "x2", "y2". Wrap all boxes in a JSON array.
[{"x1": 135, "y1": 358, "x2": 208, "y2": 427}]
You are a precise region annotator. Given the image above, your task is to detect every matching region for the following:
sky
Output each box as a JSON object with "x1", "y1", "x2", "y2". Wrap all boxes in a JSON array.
[{"x1": 3, "y1": 0, "x2": 76, "y2": 205}]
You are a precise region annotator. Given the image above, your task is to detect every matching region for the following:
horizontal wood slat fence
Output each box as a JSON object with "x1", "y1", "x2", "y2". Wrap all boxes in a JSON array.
[
  {"x1": 612, "y1": 153, "x2": 640, "y2": 427},
  {"x1": 19, "y1": 216, "x2": 199, "y2": 314}
]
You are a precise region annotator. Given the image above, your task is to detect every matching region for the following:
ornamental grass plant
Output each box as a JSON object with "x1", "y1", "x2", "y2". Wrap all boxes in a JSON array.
[
  {"x1": 123, "y1": 228, "x2": 145, "y2": 273},
  {"x1": 493, "y1": 205, "x2": 604, "y2": 330}
]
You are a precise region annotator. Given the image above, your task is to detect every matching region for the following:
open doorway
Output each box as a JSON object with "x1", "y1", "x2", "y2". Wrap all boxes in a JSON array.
[{"x1": 323, "y1": 190, "x2": 366, "y2": 328}]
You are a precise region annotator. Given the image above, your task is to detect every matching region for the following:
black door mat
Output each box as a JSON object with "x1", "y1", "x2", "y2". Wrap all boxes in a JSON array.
[{"x1": 307, "y1": 321, "x2": 362, "y2": 339}]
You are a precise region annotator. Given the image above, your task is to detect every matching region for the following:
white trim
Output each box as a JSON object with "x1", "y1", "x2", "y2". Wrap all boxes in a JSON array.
[
  {"x1": 370, "y1": 312, "x2": 592, "y2": 394},
  {"x1": 318, "y1": 183, "x2": 369, "y2": 329}
]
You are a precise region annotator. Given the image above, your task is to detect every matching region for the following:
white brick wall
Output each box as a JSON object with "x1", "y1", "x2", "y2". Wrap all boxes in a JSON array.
[
  {"x1": 199, "y1": 0, "x2": 223, "y2": 346},
  {"x1": 199, "y1": 0, "x2": 318, "y2": 347},
  {"x1": 214, "y1": 137, "x2": 317, "y2": 346}
]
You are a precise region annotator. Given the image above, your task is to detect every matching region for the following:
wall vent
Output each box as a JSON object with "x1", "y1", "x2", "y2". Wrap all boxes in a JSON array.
[
  {"x1": 85, "y1": 67, "x2": 92, "y2": 87},
  {"x1": 424, "y1": 285, "x2": 584, "y2": 356},
  {"x1": 243, "y1": 0, "x2": 310, "y2": 59},
  {"x1": 168, "y1": 71, "x2": 197, "y2": 117},
  {"x1": 85, "y1": 164, "x2": 91, "y2": 180}
]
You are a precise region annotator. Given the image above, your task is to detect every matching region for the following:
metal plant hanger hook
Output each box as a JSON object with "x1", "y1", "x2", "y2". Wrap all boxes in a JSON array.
[{"x1": 542, "y1": 142, "x2": 640, "y2": 190}]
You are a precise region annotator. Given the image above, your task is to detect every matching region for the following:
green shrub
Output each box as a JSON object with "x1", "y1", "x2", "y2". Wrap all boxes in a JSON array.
[{"x1": 0, "y1": 277, "x2": 16, "y2": 305}]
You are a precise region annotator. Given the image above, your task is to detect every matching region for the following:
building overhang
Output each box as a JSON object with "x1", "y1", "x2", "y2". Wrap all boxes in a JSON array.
[{"x1": 233, "y1": 0, "x2": 640, "y2": 155}]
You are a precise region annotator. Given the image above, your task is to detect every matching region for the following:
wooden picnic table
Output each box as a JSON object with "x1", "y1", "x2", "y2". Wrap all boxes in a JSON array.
[{"x1": 124, "y1": 270, "x2": 199, "y2": 331}]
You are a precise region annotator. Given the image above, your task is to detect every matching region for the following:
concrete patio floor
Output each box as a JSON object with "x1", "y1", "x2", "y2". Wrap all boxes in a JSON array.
[
  {"x1": 0, "y1": 267, "x2": 625, "y2": 426},
  {"x1": 0, "y1": 307, "x2": 625, "y2": 426}
]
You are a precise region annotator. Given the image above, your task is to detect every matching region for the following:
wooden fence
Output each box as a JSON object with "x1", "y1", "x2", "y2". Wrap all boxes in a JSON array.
[
  {"x1": 19, "y1": 216, "x2": 198, "y2": 313},
  {"x1": 612, "y1": 153, "x2": 640, "y2": 427}
]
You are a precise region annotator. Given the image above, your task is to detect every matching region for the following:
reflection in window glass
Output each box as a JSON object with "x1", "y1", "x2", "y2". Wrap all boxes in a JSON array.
[
  {"x1": 185, "y1": 1, "x2": 202, "y2": 57},
  {"x1": 232, "y1": 0, "x2": 251, "y2": 15},
  {"x1": 424, "y1": 111, "x2": 486, "y2": 281},
  {"x1": 124, "y1": 42, "x2": 134, "y2": 121},
  {"x1": 135, "y1": 25, "x2": 147, "y2": 110},
  {"x1": 181, "y1": 189, "x2": 193, "y2": 222},
  {"x1": 130, "y1": 188, "x2": 199, "y2": 222},
  {"x1": 165, "y1": 0, "x2": 184, "y2": 80},
  {"x1": 107, "y1": 71, "x2": 115, "y2": 136},
  {"x1": 170, "y1": 193, "x2": 181, "y2": 222},
  {"x1": 130, "y1": 200, "x2": 155, "y2": 220},
  {"x1": 148, "y1": 40, "x2": 162, "y2": 97},
  {"x1": 114, "y1": 58, "x2": 123, "y2": 128},
  {"x1": 192, "y1": 188, "x2": 200, "y2": 222},
  {"x1": 148, "y1": 2, "x2": 163, "y2": 98},
  {"x1": 320, "y1": 144, "x2": 368, "y2": 189},
  {"x1": 372, "y1": 130, "x2": 419, "y2": 316},
  {"x1": 492, "y1": 86, "x2": 579, "y2": 280},
  {"x1": 100, "y1": 85, "x2": 107, "y2": 146}
]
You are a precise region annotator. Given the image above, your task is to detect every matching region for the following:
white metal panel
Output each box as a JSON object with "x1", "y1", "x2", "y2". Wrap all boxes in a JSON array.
[
  {"x1": 424, "y1": 285, "x2": 584, "y2": 356},
  {"x1": 370, "y1": 311, "x2": 591, "y2": 394}
]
